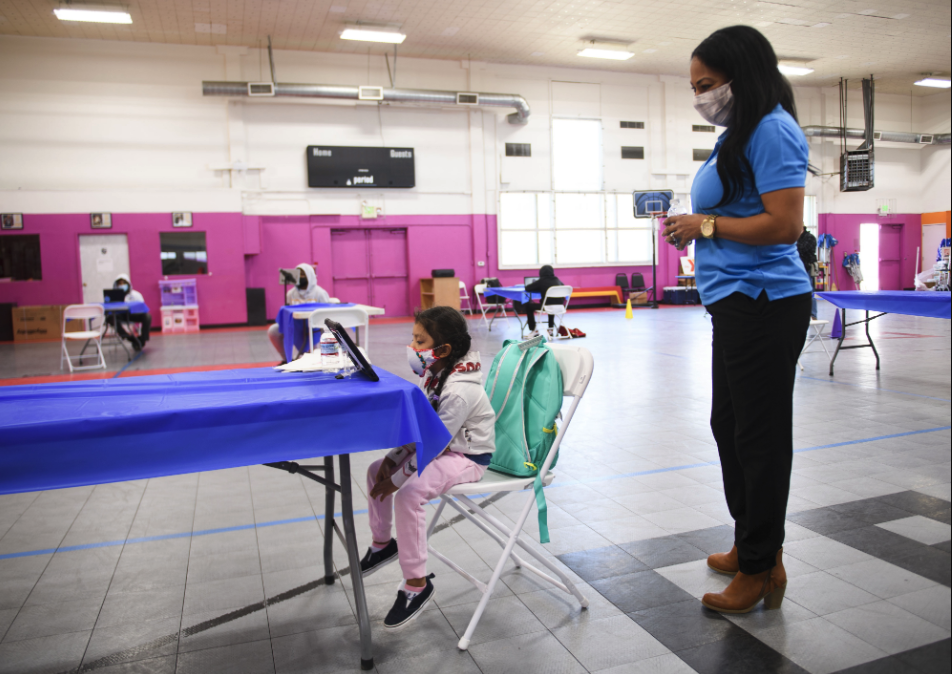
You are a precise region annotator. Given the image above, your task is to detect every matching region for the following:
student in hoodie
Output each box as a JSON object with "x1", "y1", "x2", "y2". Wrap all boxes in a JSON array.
[
  {"x1": 361, "y1": 306, "x2": 495, "y2": 629},
  {"x1": 267, "y1": 263, "x2": 331, "y2": 360},
  {"x1": 111, "y1": 274, "x2": 151, "y2": 351},
  {"x1": 521, "y1": 265, "x2": 565, "y2": 337}
]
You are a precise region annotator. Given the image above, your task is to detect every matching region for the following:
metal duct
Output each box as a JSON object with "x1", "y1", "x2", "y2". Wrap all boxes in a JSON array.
[
  {"x1": 202, "y1": 81, "x2": 531, "y2": 124},
  {"x1": 802, "y1": 126, "x2": 949, "y2": 145}
]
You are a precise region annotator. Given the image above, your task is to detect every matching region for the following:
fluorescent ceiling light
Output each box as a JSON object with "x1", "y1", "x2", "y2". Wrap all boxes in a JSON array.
[
  {"x1": 54, "y1": 8, "x2": 132, "y2": 24},
  {"x1": 340, "y1": 28, "x2": 406, "y2": 44},
  {"x1": 578, "y1": 48, "x2": 634, "y2": 61},
  {"x1": 914, "y1": 78, "x2": 951, "y2": 88},
  {"x1": 778, "y1": 64, "x2": 814, "y2": 76}
]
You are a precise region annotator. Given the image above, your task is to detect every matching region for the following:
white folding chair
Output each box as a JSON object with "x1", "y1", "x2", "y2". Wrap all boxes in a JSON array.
[
  {"x1": 459, "y1": 280, "x2": 473, "y2": 314},
  {"x1": 60, "y1": 304, "x2": 107, "y2": 373},
  {"x1": 798, "y1": 319, "x2": 832, "y2": 371},
  {"x1": 536, "y1": 285, "x2": 573, "y2": 339},
  {"x1": 308, "y1": 306, "x2": 370, "y2": 354},
  {"x1": 474, "y1": 283, "x2": 511, "y2": 331},
  {"x1": 427, "y1": 342, "x2": 593, "y2": 650}
]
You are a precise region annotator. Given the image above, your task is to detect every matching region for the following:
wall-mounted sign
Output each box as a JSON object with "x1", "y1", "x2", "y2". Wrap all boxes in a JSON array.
[
  {"x1": 90, "y1": 213, "x2": 112, "y2": 229},
  {"x1": 172, "y1": 212, "x2": 193, "y2": 227},
  {"x1": 306, "y1": 146, "x2": 415, "y2": 188},
  {"x1": 1, "y1": 214, "x2": 23, "y2": 230}
]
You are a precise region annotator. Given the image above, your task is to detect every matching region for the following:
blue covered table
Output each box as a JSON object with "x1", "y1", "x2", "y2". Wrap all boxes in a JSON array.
[
  {"x1": 816, "y1": 291, "x2": 951, "y2": 375},
  {"x1": 483, "y1": 286, "x2": 541, "y2": 333},
  {"x1": 100, "y1": 301, "x2": 151, "y2": 358},
  {"x1": 276, "y1": 303, "x2": 355, "y2": 362},
  {"x1": 0, "y1": 366, "x2": 451, "y2": 670}
]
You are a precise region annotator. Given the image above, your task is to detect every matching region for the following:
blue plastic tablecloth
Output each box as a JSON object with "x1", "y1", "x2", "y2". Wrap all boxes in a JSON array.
[
  {"x1": 101, "y1": 301, "x2": 150, "y2": 315},
  {"x1": 483, "y1": 286, "x2": 541, "y2": 305},
  {"x1": 276, "y1": 303, "x2": 356, "y2": 362},
  {"x1": 817, "y1": 291, "x2": 951, "y2": 320},
  {"x1": 0, "y1": 367, "x2": 451, "y2": 495}
]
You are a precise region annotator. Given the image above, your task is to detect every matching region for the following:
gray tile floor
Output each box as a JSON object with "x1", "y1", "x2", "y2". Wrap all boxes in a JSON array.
[{"x1": 0, "y1": 299, "x2": 949, "y2": 674}]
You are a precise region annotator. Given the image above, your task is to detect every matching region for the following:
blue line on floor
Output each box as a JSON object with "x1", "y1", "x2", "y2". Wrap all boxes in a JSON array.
[
  {"x1": 798, "y1": 375, "x2": 952, "y2": 402},
  {"x1": 1, "y1": 425, "x2": 948, "y2": 561},
  {"x1": 113, "y1": 351, "x2": 144, "y2": 378}
]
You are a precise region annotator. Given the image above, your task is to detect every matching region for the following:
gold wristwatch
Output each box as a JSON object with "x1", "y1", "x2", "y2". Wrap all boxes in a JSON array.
[{"x1": 700, "y1": 215, "x2": 718, "y2": 239}]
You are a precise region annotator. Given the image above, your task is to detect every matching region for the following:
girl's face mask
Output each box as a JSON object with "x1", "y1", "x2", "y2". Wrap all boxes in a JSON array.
[
  {"x1": 693, "y1": 81, "x2": 734, "y2": 127},
  {"x1": 407, "y1": 345, "x2": 443, "y2": 377}
]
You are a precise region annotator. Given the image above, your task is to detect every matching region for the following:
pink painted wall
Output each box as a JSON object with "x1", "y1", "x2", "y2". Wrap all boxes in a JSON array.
[
  {"x1": 0, "y1": 212, "x2": 248, "y2": 325},
  {"x1": 818, "y1": 213, "x2": 921, "y2": 291}
]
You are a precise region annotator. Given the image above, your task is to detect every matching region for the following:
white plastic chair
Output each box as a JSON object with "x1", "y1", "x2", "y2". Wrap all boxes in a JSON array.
[
  {"x1": 474, "y1": 283, "x2": 511, "y2": 331},
  {"x1": 459, "y1": 280, "x2": 472, "y2": 314},
  {"x1": 427, "y1": 342, "x2": 593, "y2": 650},
  {"x1": 60, "y1": 304, "x2": 107, "y2": 373},
  {"x1": 798, "y1": 319, "x2": 832, "y2": 371},
  {"x1": 536, "y1": 285, "x2": 573, "y2": 339},
  {"x1": 308, "y1": 306, "x2": 370, "y2": 354}
]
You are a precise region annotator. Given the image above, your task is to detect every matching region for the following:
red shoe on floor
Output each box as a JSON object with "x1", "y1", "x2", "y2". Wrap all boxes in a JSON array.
[
  {"x1": 557, "y1": 326, "x2": 572, "y2": 338},
  {"x1": 569, "y1": 328, "x2": 586, "y2": 338}
]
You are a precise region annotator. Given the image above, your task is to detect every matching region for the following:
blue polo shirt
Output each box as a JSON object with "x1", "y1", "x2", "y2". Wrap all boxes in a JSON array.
[{"x1": 691, "y1": 104, "x2": 813, "y2": 305}]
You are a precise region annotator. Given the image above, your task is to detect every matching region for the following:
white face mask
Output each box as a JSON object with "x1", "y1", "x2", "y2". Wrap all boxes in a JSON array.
[
  {"x1": 407, "y1": 345, "x2": 443, "y2": 377},
  {"x1": 693, "y1": 82, "x2": 734, "y2": 127}
]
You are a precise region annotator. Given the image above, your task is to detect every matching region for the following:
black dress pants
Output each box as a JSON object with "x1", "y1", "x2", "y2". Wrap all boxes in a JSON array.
[
  {"x1": 708, "y1": 291, "x2": 811, "y2": 575},
  {"x1": 520, "y1": 302, "x2": 555, "y2": 330}
]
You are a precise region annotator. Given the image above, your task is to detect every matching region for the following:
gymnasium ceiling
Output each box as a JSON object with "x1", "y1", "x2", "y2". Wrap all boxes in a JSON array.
[{"x1": 1, "y1": 0, "x2": 950, "y2": 95}]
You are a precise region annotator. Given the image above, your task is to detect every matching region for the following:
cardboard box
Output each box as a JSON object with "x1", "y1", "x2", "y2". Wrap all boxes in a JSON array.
[
  {"x1": 629, "y1": 291, "x2": 649, "y2": 305},
  {"x1": 12, "y1": 305, "x2": 86, "y2": 342}
]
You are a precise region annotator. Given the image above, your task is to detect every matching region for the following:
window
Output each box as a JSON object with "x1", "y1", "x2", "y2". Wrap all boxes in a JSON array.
[
  {"x1": 498, "y1": 192, "x2": 656, "y2": 268},
  {"x1": 620, "y1": 121, "x2": 645, "y2": 129},
  {"x1": 505, "y1": 143, "x2": 531, "y2": 157},
  {"x1": 621, "y1": 146, "x2": 644, "y2": 160},
  {"x1": 552, "y1": 118, "x2": 602, "y2": 191},
  {"x1": 160, "y1": 232, "x2": 208, "y2": 275},
  {"x1": 804, "y1": 195, "x2": 818, "y2": 238},
  {"x1": 693, "y1": 125, "x2": 716, "y2": 133},
  {"x1": 693, "y1": 149, "x2": 713, "y2": 161},
  {"x1": 0, "y1": 235, "x2": 42, "y2": 280}
]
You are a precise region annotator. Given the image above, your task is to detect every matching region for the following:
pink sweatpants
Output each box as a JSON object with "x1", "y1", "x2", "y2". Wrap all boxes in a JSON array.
[{"x1": 367, "y1": 451, "x2": 487, "y2": 580}]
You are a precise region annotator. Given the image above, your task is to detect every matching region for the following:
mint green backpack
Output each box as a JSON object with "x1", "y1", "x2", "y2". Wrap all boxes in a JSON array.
[{"x1": 484, "y1": 337, "x2": 563, "y2": 543}]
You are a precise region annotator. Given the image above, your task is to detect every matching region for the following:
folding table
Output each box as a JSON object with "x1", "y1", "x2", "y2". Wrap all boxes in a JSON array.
[
  {"x1": 0, "y1": 367, "x2": 451, "y2": 670},
  {"x1": 483, "y1": 286, "x2": 541, "y2": 335},
  {"x1": 97, "y1": 301, "x2": 150, "y2": 359},
  {"x1": 816, "y1": 291, "x2": 951, "y2": 375}
]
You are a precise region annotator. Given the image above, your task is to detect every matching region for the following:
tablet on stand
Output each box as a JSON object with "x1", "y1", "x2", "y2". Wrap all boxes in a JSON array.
[{"x1": 324, "y1": 318, "x2": 379, "y2": 382}]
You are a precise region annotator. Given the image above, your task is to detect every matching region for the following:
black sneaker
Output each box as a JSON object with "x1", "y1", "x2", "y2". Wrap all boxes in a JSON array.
[
  {"x1": 384, "y1": 574, "x2": 435, "y2": 629},
  {"x1": 359, "y1": 539, "x2": 398, "y2": 577}
]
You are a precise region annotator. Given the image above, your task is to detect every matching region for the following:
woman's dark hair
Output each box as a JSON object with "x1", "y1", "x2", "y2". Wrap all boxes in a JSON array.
[
  {"x1": 692, "y1": 25, "x2": 798, "y2": 208},
  {"x1": 414, "y1": 306, "x2": 472, "y2": 404}
]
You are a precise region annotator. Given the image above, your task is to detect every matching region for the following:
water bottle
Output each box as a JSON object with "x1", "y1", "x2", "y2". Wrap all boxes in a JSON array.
[
  {"x1": 667, "y1": 199, "x2": 689, "y2": 251},
  {"x1": 319, "y1": 331, "x2": 340, "y2": 368}
]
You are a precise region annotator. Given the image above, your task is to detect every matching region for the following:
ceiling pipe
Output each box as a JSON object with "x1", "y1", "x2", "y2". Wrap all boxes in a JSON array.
[
  {"x1": 202, "y1": 81, "x2": 531, "y2": 124},
  {"x1": 802, "y1": 125, "x2": 949, "y2": 145}
]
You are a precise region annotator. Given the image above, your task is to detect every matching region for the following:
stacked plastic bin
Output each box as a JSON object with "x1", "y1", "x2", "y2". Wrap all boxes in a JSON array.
[{"x1": 159, "y1": 279, "x2": 199, "y2": 333}]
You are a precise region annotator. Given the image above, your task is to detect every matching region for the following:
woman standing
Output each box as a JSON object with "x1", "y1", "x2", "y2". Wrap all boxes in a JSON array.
[{"x1": 662, "y1": 25, "x2": 812, "y2": 614}]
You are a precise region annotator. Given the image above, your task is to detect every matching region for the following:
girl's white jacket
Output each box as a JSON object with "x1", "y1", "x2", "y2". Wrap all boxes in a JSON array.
[{"x1": 387, "y1": 350, "x2": 495, "y2": 487}]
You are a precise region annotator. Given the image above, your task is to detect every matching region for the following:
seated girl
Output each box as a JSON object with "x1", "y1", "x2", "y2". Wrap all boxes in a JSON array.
[
  {"x1": 267, "y1": 263, "x2": 331, "y2": 362},
  {"x1": 362, "y1": 306, "x2": 495, "y2": 628}
]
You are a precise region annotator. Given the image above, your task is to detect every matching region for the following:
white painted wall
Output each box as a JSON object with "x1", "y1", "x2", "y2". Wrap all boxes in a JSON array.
[{"x1": 0, "y1": 35, "x2": 948, "y2": 217}]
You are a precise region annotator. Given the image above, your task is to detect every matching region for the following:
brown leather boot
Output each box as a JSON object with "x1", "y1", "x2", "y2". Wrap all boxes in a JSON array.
[
  {"x1": 702, "y1": 549, "x2": 786, "y2": 614},
  {"x1": 707, "y1": 546, "x2": 739, "y2": 575}
]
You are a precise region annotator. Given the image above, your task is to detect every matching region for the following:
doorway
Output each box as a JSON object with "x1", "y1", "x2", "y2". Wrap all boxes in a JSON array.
[
  {"x1": 859, "y1": 224, "x2": 879, "y2": 291},
  {"x1": 922, "y1": 223, "x2": 947, "y2": 272},
  {"x1": 330, "y1": 229, "x2": 409, "y2": 316},
  {"x1": 79, "y1": 234, "x2": 130, "y2": 304},
  {"x1": 878, "y1": 224, "x2": 902, "y2": 290}
]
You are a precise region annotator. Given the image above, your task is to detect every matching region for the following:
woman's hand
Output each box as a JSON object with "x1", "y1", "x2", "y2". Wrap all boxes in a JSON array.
[
  {"x1": 662, "y1": 215, "x2": 706, "y2": 251},
  {"x1": 370, "y1": 477, "x2": 398, "y2": 501},
  {"x1": 375, "y1": 457, "x2": 397, "y2": 485}
]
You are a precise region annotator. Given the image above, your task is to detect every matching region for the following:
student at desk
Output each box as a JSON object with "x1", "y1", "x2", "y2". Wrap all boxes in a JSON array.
[
  {"x1": 267, "y1": 263, "x2": 330, "y2": 361},
  {"x1": 519, "y1": 265, "x2": 565, "y2": 337},
  {"x1": 362, "y1": 307, "x2": 495, "y2": 629},
  {"x1": 110, "y1": 274, "x2": 151, "y2": 351}
]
